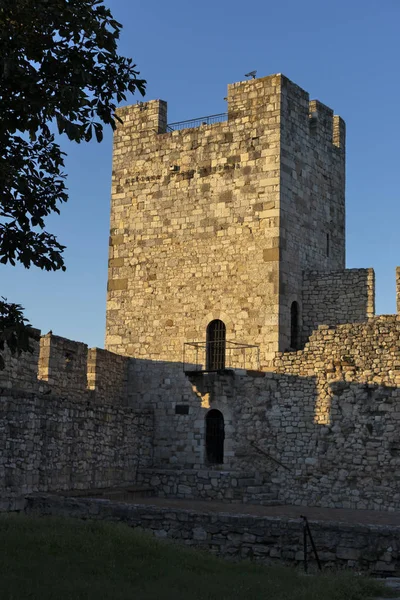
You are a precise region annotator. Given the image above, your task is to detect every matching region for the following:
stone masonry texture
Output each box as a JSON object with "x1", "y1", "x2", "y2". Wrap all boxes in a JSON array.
[
  {"x1": 124, "y1": 313, "x2": 400, "y2": 511},
  {"x1": 25, "y1": 495, "x2": 400, "y2": 575},
  {"x1": 105, "y1": 74, "x2": 345, "y2": 365},
  {"x1": 2, "y1": 73, "x2": 400, "y2": 539},
  {"x1": 0, "y1": 333, "x2": 153, "y2": 498},
  {"x1": 301, "y1": 268, "x2": 375, "y2": 345},
  {"x1": 2, "y1": 307, "x2": 400, "y2": 511},
  {"x1": 0, "y1": 391, "x2": 152, "y2": 497},
  {"x1": 397, "y1": 267, "x2": 400, "y2": 314}
]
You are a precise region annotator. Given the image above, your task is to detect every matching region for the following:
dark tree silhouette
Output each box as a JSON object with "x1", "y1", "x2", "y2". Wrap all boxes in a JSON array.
[{"x1": 0, "y1": 0, "x2": 145, "y2": 364}]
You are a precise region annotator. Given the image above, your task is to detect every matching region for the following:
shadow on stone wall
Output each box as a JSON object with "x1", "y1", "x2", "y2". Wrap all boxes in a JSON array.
[
  {"x1": 2, "y1": 316, "x2": 400, "y2": 512},
  {"x1": 0, "y1": 331, "x2": 131, "y2": 405},
  {"x1": 124, "y1": 352, "x2": 400, "y2": 512}
]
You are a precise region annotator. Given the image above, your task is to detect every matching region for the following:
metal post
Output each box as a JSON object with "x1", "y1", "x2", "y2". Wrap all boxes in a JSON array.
[
  {"x1": 305, "y1": 519, "x2": 322, "y2": 571},
  {"x1": 301, "y1": 515, "x2": 322, "y2": 573}
]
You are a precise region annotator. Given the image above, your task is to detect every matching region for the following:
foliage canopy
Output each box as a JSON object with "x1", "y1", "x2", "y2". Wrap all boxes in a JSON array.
[{"x1": 0, "y1": 0, "x2": 145, "y2": 362}]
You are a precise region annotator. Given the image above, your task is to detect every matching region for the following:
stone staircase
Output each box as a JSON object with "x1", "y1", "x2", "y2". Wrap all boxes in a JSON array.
[{"x1": 60, "y1": 484, "x2": 154, "y2": 502}]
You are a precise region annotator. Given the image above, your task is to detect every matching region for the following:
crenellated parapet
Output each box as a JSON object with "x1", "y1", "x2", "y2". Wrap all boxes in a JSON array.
[
  {"x1": 106, "y1": 73, "x2": 347, "y2": 364},
  {"x1": 0, "y1": 331, "x2": 131, "y2": 405},
  {"x1": 308, "y1": 99, "x2": 346, "y2": 150}
]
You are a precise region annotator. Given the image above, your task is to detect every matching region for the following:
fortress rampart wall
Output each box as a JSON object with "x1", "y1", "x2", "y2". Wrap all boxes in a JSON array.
[{"x1": 300, "y1": 268, "x2": 375, "y2": 346}]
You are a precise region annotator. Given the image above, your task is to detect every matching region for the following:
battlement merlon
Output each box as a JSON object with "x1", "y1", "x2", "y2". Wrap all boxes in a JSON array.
[
  {"x1": 114, "y1": 99, "x2": 167, "y2": 140},
  {"x1": 397, "y1": 267, "x2": 400, "y2": 314},
  {"x1": 113, "y1": 74, "x2": 344, "y2": 151}
]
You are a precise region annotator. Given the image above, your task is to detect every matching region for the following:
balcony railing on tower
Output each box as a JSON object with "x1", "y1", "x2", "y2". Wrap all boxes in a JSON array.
[
  {"x1": 167, "y1": 113, "x2": 228, "y2": 132},
  {"x1": 183, "y1": 340, "x2": 260, "y2": 373}
]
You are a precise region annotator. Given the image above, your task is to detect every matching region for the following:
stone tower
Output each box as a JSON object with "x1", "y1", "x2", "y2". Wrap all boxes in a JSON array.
[{"x1": 105, "y1": 74, "x2": 345, "y2": 366}]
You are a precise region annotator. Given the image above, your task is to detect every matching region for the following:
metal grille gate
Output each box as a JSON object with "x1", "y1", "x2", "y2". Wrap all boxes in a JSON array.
[
  {"x1": 206, "y1": 410, "x2": 224, "y2": 464},
  {"x1": 206, "y1": 320, "x2": 226, "y2": 371}
]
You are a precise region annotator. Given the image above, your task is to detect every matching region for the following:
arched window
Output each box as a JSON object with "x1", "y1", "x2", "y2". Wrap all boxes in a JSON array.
[
  {"x1": 205, "y1": 409, "x2": 224, "y2": 464},
  {"x1": 206, "y1": 320, "x2": 226, "y2": 371},
  {"x1": 290, "y1": 301, "x2": 300, "y2": 350}
]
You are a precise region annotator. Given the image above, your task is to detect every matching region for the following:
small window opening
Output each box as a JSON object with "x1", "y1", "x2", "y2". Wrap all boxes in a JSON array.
[
  {"x1": 65, "y1": 352, "x2": 74, "y2": 369},
  {"x1": 326, "y1": 233, "x2": 330, "y2": 258},
  {"x1": 205, "y1": 409, "x2": 224, "y2": 464},
  {"x1": 175, "y1": 405, "x2": 189, "y2": 415},
  {"x1": 290, "y1": 301, "x2": 300, "y2": 350},
  {"x1": 206, "y1": 320, "x2": 226, "y2": 371}
]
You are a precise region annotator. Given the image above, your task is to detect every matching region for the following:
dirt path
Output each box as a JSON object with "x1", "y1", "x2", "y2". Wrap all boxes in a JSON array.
[{"x1": 83, "y1": 492, "x2": 400, "y2": 527}]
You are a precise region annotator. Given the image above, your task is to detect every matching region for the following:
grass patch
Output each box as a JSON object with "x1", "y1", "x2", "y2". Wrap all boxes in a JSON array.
[{"x1": 0, "y1": 514, "x2": 393, "y2": 600}]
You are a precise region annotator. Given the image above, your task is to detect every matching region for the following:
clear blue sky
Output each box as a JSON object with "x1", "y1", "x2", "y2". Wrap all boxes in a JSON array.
[{"x1": 3, "y1": 0, "x2": 400, "y2": 348}]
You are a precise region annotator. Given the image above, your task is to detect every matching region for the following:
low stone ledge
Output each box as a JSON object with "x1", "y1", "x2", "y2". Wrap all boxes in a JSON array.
[
  {"x1": 0, "y1": 496, "x2": 28, "y2": 513},
  {"x1": 23, "y1": 494, "x2": 400, "y2": 574}
]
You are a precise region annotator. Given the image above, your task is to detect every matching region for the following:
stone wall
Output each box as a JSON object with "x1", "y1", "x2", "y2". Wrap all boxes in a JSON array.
[
  {"x1": 0, "y1": 331, "x2": 131, "y2": 405},
  {"x1": 0, "y1": 390, "x2": 153, "y2": 497},
  {"x1": 126, "y1": 313, "x2": 400, "y2": 511},
  {"x1": 0, "y1": 330, "x2": 153, "y2": 498},
  {"x1": 106, "y1": 74, "x2": 346, "y2": 365},
  {"x1": 300, "y1": 268, "x2": 375, "y2": 345},
  {"x1": 397, "y1": 266, "x2": 400, "y2": 314},
  {"x1": 278, "y1": 85, "x2": 346, "y2": 351},
  {"x1": 0, "y1": 329, "x2": 42, "y2": 393},
  {"x1": 136, "y1": 468, "x2": 276, "y2": 504},
  {"x1": 38, "y1": 334, "x2": 88, "y2": 397},
  {"x1": 273, "y1": 314, "x2": 400, "y2": 387},
  {"x1": 3, "y1": 278, "x2": 400, "y2": 512},
  {"x1": 266, "y1": 315, "x2": 400, "y2": 509},
  {"x1": 25, "y1": 495, "x2": 400, "y2": 574},
  {"x1": 87, "y1": 347, "x2": 128, "y2": 405},
  {"x1": 128, "y1": 359, "x2": 208, "y2": 467}
]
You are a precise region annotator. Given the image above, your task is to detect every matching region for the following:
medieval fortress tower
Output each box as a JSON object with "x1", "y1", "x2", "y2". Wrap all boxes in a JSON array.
[
  {"x1": 106, "y1": 74, "x2": 348, "y2": 365},
  {"x1": 2, "y1": 74, "x2": 400, "y2": 524}
]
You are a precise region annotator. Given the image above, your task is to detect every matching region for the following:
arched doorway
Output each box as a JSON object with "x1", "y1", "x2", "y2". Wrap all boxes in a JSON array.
[
  {"x1": 205, "y1": 409, "x2": 224, "y2": 464},
  {"x1": 206, "y1": 319, "x2": 226, "y2": 371},
  {"x1": 290, "y1": 301, "x2": 300, "y2": 350}
]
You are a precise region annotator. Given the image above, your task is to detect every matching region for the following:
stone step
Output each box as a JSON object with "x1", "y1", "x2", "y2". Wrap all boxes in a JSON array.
[
  {"x1": 242, "y1": 492, "x2": 280, "y2": 505},
  {"x1": 104, "y1": 488, "x2": 154, "y2": 500},
  {"x1": 371, "y1": 577, "x2": 400, "y2": 599},
  {"x1": 383, "y1": 578, "x2": 400, "y2": 589},
  {"x1": 61, "y1": 485, "x2": 154, "y2": 500}
]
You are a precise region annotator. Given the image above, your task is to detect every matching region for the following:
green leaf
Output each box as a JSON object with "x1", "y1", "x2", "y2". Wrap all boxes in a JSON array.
[
  {"x1": 0, "y1": 0, "x2": 146, "y2": 357},
  {"x1": 94, "y1": 123, "x2": 103, "y2": 143}
]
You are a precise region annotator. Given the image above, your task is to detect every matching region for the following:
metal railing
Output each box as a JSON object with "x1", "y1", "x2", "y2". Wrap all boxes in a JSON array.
[
  {"x1": 183, "y1": 339, "x2": 259, "y2": 373},
  {"x1": 301, "y1": 515, "x2": 322, "y2": 573},
  {"x1": 167, "y1": 113, "x2": 228, "y2": 132},
  {"x1": 250, "y1": 441, "x2": 291, "y2": 472}
]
